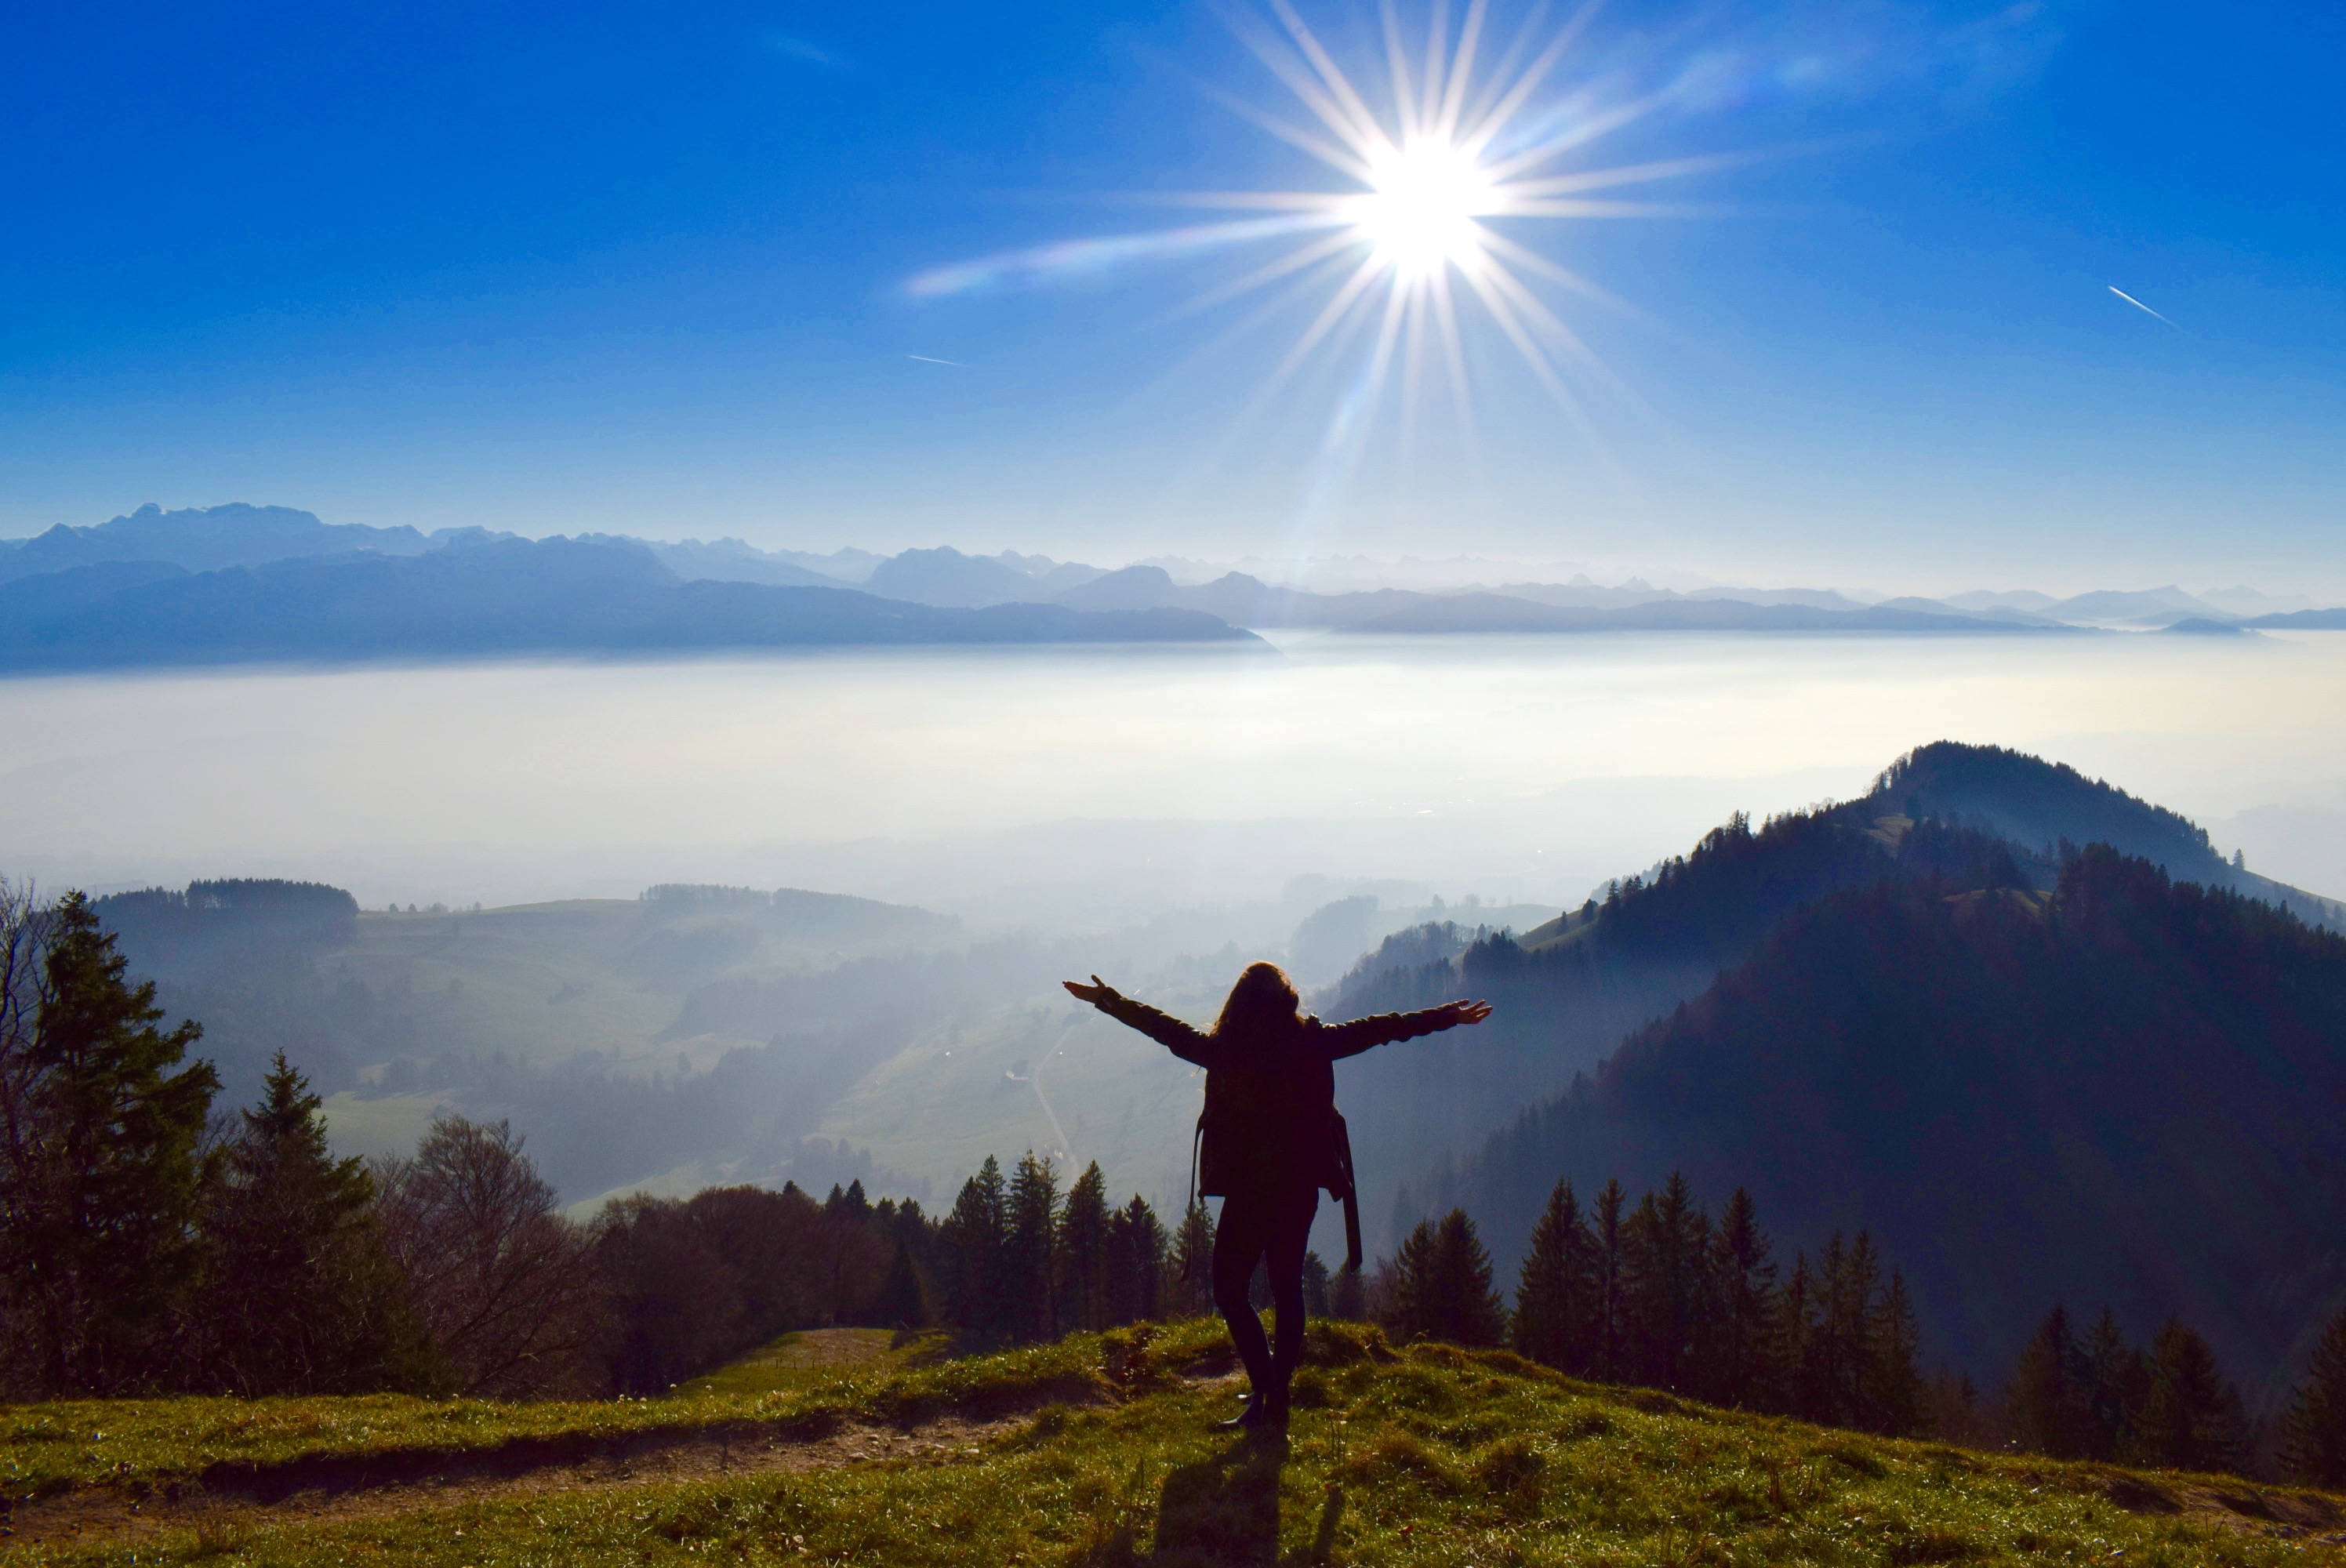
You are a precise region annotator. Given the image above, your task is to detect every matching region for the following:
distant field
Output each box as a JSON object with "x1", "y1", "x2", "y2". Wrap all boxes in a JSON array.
[
  {"x1": 314, "y1": 1090, "x2": 450, "y2": 1163},
  {"x1": 4, "y1": 1319, "x2": 2338, "y2": 1565},
  {"x1": 679, "y1": 1328, "x2": 943, "y2": 1398},
  {"x1": 808, "y1": 995, "x2": 1208, "y2": 1210}
]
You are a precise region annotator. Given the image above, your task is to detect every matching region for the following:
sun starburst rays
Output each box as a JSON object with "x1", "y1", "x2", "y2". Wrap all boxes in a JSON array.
[
  {"x1": 907, "y1": 0, "x2": 1722, "y2": 481},
  {"x1": 1171, "y1": 0, "x2": 1675, "y2": 445}
]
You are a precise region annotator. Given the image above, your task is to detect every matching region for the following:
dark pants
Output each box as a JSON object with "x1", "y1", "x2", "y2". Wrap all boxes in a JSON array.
[{"x1": 1211, "y1": 1182, "x2": 1319, "y2": 1397}]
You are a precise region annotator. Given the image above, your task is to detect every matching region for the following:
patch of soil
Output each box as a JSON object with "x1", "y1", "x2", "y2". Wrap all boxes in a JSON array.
[
  {"x1": 2100, "y1": 1473, "x2": 2346, "y2": 1546},
  {"x1": 0, "y1": 1403, "x2": 1048, "y2": 1551}
]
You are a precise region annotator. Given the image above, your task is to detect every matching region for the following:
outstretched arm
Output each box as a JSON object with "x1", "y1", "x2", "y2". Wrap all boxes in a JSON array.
[
  {"x1": 1319, "y1": 999, "x2": 1492, "y2": 1060},
  {"x1": 1063, "y1": 975, "x2": 1218, "y2": 1067}
]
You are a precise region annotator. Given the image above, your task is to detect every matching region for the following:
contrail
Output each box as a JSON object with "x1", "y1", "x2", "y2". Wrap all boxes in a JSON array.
[
  {"x1": 907, "y1": 354, "x2": 965, "y2": 365},
  {"x1": 2108, "y1": 286, "x2": 2175, "y2": 326}
]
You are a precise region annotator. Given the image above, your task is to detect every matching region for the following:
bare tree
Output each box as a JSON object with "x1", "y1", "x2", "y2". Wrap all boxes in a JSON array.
[
  {"x1": 373, "y1": 1114, "x2": 604, "y2": 1397},
  {"x1": 0, "y1": 879, "x2": 55, "y2": 1397},
  {"x1": 0, "y1": 877, "x2": 53, "y2": 1164}
]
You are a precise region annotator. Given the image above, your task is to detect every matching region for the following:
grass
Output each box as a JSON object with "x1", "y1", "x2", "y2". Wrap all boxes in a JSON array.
[
  {"x1": 0, "y1": 1326, "x2": 1114, "y2": 1497},
  {"x1": 676, "y1": 1328, "x2": 940, "y2": 1397},
  {"x1": 5, "y1": 1319, "x2": 2341, "y2": 1566}
]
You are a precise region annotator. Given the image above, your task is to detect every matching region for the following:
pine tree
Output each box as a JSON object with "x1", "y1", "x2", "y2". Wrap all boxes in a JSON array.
[
  {"x1": 1003, "y1": 1152, "x2": 1061, "y2": 1344},
  {"x1": 1930, "y1": 1369, "x2": 1997, "y2": 1447},
  {"x1": 939, "y1": 1156, "x2": 1008, "y2": 1339},
  {"x1": 2139, "y1": 1319, "x2": 2249, "y2": 1475},
  {"x1": 1165, "y1": 1202, "x2": 1216, "y2": 1319},
  {"x1": 1789, "y1": 1232, "x2": 1882, "y2": 1427},
  {"x1": 1327, "y1": 1263, "x2": 1367, "y2": 1322},
  {"x1": 1591, "y1": 1178, "x2": 1629, "y2": 1381},
  {"x1": 1386, "y1": 1218, "x2": 1437, "y2": 1341},
  {"x1": 872, "y1": 1240, "x2": 932, "y2": 1329},
  {"x1": 1829, "y1": 1233, "x2": 1883, "y2": 1427},
  {"x1": 2280, "y1": 1301, "x2": 2346, "y2": 1486},
  {"x1": 1103, "y1": 1195, "x2": 1165, "y2": 1326},
  {"x1": 10, "y1": 894, "x2": 219, "y2": 1393},
  {"x1": 2004, "y1": 1305, "x2": 2096, "y2": 1458},
  {"x1": 1621, "y1": 1173, "x2": 1706, "y2": 1392},
  {"x1": 1513, "y1": 1178, "x2": 1597, "y2": 1374},
  {"x1": 2082, "y1": 1308, "x2": 2148, "y2": 1461},
  {"x1": 1868, "y1": 1269, "x2": 1926, "y2": 1436},
  {"x1": 1794, "y1": 1235, "x2": 1847, "y2": 1424},
  {"x1": 826, "y1": 1179, "x2": 872, "y2": 1221},
  {"x1": 1391, "y1": 1210, "x2": 1505, "y2": 1347},
  {"x1": 1702, "y1": 1187, "x2": 1778, "y2": 1410},
  {"x1": 1776, "y1": 1253, "x2": 1817, "y2": 1417},
  {"x1": 201, "y1": 1052, "x2": 431, "y2": 1394},
  {"x1": 1300, "y1": 1250, "x2": 1331, "y2": 1316},
  {"x1": 1057, "y1": 1162, "x2": 1110, "y2": 1333}
]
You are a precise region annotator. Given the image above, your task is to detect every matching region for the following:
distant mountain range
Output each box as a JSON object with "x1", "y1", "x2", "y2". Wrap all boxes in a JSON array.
[
  {"x1": 0, "y1": 535, "x2": 1254, "y2": 670},
  {"x1": 2, "y1": 503, "x2": 2340, "y2": 668},
  {"x1": 0, "y1": 503, "x2": 432, "y2": 582},
  {"x1": 1325, "y1": 742, "x2": 2346, "y2": 1399}
]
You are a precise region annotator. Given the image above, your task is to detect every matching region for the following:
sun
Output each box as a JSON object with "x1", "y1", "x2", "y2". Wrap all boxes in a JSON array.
[
  {"x1": 1350, "y1": 138, "x2": 1501, "y2": 280},
  {"x1": 909, "y1": 0, "x2": 1737, "y2": 449}
]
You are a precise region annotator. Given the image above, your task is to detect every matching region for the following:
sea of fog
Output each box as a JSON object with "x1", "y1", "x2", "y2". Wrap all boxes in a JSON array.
[{"x1": 7, "y1": 630, "x2": 2346, "y2": 925}]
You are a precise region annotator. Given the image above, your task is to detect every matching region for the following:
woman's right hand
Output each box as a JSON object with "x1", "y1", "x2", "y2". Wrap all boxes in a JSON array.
[
  {"x1": 1062, "y1": 975, "x2": 1117, "y2": 1005},
  {"x1": 1451, "y1": 1000, "x2": 1494, "y2": 1025}
]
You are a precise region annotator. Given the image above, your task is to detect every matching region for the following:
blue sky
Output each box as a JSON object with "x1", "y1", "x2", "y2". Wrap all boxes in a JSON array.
[{"x1": 4, "y1": 0, "x2": 2342, "y2": 591}]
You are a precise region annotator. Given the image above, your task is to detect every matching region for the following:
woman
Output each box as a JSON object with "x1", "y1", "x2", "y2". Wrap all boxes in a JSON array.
[{"x1": 1063, "y1": 961, "x2": 1490, "y2": 1431}]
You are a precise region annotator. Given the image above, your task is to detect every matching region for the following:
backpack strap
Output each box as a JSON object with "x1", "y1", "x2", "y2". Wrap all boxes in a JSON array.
[
  {"x1": 1189, "y1": 1114, "x2": 1204, "y2": 1210},
  {"x1": 1331, "y1": 1112, "x2": 1364, "y2": 1272},
  {"x1": 1178, "y1": 1116, "x2": 1206, "y2": 1282}
]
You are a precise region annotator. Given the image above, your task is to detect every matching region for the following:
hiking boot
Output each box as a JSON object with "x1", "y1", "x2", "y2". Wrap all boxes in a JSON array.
[
  {"x1": 1212, "y1": 1392, "x2": 1273, "y2": 1432},
  {"x1": 1262, "y1": 1380, "x2": 1291, "y2": 1431}
]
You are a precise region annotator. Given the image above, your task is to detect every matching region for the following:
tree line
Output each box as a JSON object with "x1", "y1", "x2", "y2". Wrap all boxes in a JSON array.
[
  {"x1": 1377, "y1": 1176, "x2": 1927, "y2": 1436},
  {"x1": 1993, "y1": 1301, "x2": 2346, "y2": 1485}
]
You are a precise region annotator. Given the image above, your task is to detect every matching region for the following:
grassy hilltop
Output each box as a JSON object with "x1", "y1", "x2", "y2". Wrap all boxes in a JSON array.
[{"x1": 5, "y1": 1319, "x2": 2340, "y2": 1566}]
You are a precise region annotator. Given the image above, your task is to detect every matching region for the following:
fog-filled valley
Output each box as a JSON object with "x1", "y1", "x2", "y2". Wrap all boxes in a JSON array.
[{"x1": 16, "y1": 620, "x2": 2346, "y2": 1405}]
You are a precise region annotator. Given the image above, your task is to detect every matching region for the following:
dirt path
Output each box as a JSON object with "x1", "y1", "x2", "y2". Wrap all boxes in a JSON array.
[
  {"x1": 0, "y1": 1406, "x2": 1044, "y2": 1552},
  {"x1": 0, "y1": 1352, "x2": 1243, "y2": 1555},
  {"x1": 2097, "y1": 1473, "x2": 2346, "y2": 1546}
]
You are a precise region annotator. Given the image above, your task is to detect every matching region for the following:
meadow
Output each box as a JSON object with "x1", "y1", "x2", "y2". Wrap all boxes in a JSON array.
[{"x1": 5, "y1": 1317, "x2": 2339, "y2": 1565}]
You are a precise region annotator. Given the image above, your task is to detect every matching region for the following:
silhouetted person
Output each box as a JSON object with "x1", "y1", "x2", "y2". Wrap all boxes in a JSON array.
[{"x1": 1065, "y1": 962, "x2": 1490, "y2": 1430}]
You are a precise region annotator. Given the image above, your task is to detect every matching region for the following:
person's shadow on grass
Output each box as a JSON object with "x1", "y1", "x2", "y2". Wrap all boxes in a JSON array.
[{"x1": 1142, "y1": 1434, "x2": 1344, "y2": 1567}]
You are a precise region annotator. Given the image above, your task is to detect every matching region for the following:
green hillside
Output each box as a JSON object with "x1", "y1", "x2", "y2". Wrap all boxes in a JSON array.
[{"x1": 4, "y1": 1319, "x2": 2338, "y2": 1565}]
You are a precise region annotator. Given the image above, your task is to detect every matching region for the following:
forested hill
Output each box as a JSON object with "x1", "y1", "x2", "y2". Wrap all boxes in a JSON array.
[
  {"x1": 1873, "y1": 741, "x2": 2343, "y2": 928},
  {"x1": 1323, "y1": 742, "x2": 2344, "y2": 1323},
  {"x1": 1453, "y1": 847, "x2": 2346, "y2": 1400},
  {"x1": 1321, "y1": 807, "x2": 2033, "y2": 1247}
]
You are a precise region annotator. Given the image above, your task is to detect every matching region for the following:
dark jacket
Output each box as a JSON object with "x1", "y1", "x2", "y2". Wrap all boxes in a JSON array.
[{"x1": 1093, "y1": 993, "x2": 1465, "y2": 1199}]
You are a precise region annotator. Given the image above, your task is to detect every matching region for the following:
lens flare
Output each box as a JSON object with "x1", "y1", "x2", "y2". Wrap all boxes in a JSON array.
[{"x1": 909, "y1": 0, "x2": 1745, "y2": 461}]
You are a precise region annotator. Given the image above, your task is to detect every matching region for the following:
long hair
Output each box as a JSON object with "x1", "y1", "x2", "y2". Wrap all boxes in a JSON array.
[{"x1": 1212, "y1": 960, "x2": 1301, "y2": 1038}]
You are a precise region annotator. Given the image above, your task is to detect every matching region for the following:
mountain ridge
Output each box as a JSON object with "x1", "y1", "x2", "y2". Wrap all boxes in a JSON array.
[
  {"x1": 0, "y1": 537, "x2": 1259, "y2": 670},
  {"x1": 14, "y1": 503, "x2": 2336, "y2": 634}
]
